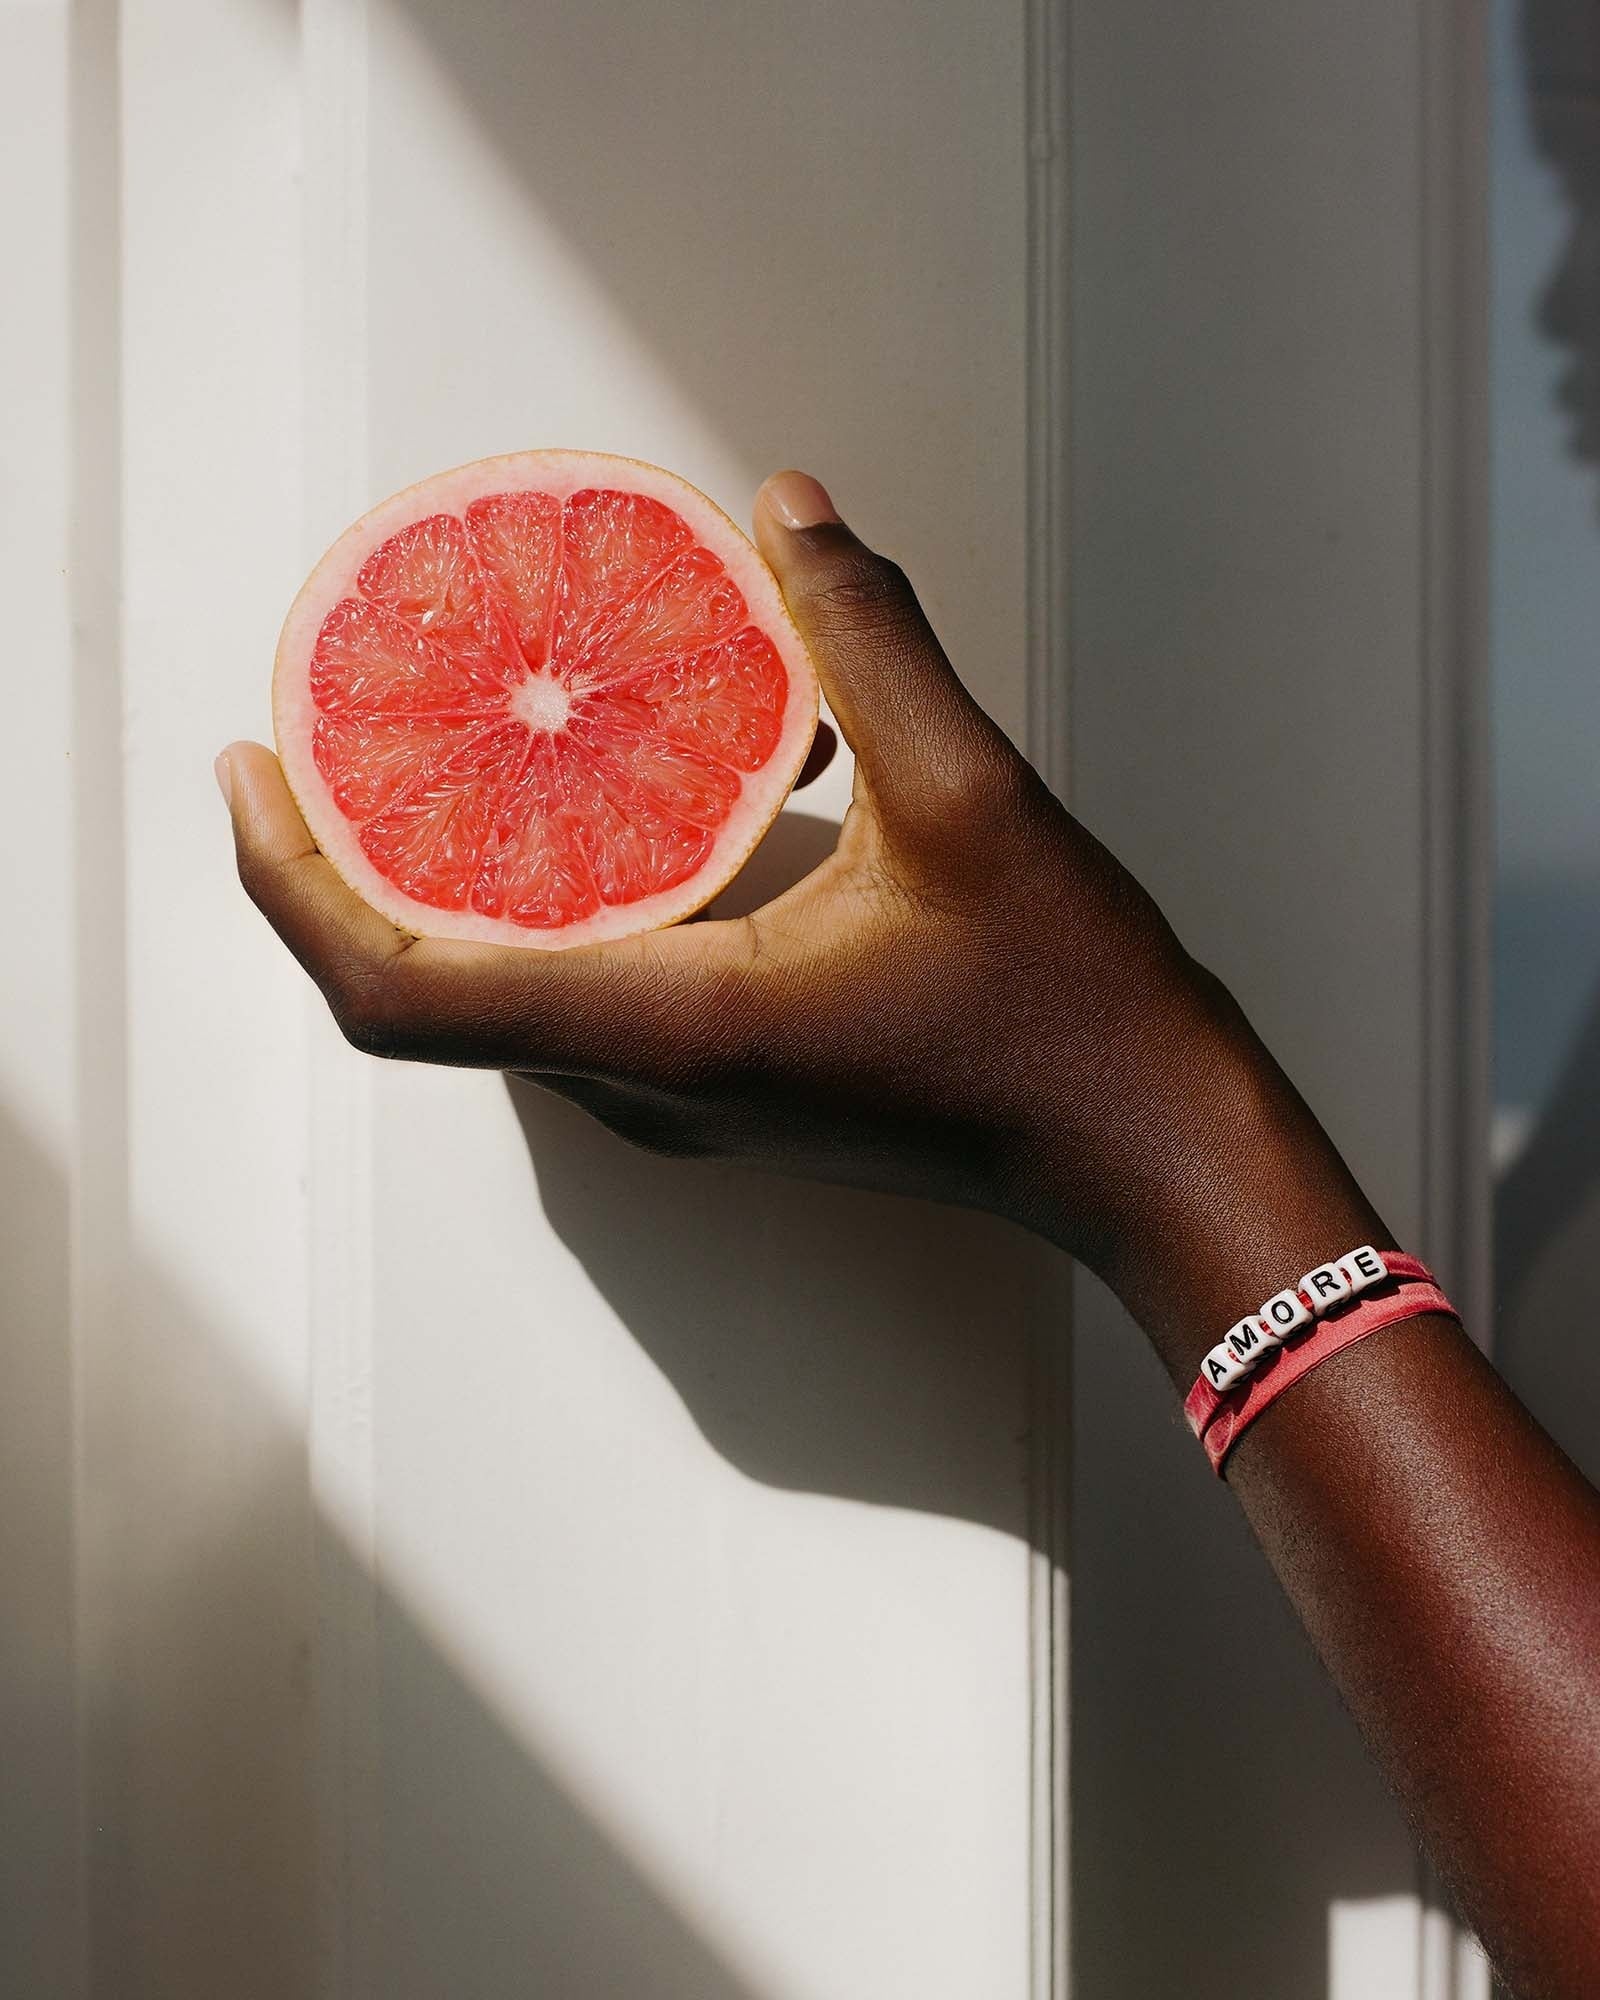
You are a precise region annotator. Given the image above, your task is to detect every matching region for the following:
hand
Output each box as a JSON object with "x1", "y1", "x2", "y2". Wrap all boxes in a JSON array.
[{"x1": 220, "y1": 470, "x2": 1360, "y2": 1352}]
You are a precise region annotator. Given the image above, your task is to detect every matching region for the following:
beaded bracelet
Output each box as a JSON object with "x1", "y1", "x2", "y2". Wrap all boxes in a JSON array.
[{"x1": 1183, "y1": 1247, "x2": 1461, "y2": 1476}]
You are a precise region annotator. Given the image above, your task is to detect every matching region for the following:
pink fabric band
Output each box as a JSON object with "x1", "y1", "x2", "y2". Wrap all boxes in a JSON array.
[{"x1": 1183, "y1": 1251, "x2": 1460, "y2": 1477}]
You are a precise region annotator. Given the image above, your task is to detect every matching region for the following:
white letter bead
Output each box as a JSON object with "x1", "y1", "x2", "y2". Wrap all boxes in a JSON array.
[
  {"x1": 1224, "y1": 1316, "x2": 1271, "y2": 1365},
  {"x1": 1261, "y1": 1287, "x2": 1312, "y2": 1339},
  {"x1": 1340, "y1": 1243, "x2": 1388, "y2": 1294},
  {"x1": 1202, "y1": 1340, "x2": 1253, "y2": 1391},
  {"x1": 1299, "y1": 1264, "x2": 1352, "y2": 1314}
]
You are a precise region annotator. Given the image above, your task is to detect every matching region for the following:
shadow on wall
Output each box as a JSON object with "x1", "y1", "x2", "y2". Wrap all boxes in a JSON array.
[
  {"x1": 505, "y1": 1080, "x2": 1041, "y2": 1531},
  {"x1": 506, "y1": 811, "x2": 1053, "y2": 1534},
  {"x1": 1495, "y1": 0, "x2": 1600, "y2": 1485},
  {"x1": 0, "y1": 1100, "x2": 765, "y2": 1999}
]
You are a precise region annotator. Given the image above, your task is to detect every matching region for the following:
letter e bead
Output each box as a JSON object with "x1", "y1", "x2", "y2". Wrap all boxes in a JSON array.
[{"x1": 1340, "y1": 1244, "x2": 1387, "y2": 1295}]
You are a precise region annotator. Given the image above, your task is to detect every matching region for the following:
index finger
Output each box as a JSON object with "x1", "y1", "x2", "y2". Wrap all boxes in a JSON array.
[{"x1": 218, "y1": 740, "x2": 761, "y2": 1073}]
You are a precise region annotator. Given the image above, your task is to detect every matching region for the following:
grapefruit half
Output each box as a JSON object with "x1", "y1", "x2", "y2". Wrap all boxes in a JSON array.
[{"x1": 274, "y1": 450, "x2": 819, "y2": 949}]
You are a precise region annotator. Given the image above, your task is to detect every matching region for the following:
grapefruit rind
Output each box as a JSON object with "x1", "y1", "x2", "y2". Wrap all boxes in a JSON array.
[{"x1": 273, "y1": 450, "x2": 820, "y2": 950}]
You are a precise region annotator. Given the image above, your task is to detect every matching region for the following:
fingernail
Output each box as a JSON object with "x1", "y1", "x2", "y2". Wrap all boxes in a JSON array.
[
  {"x1": 213, "y1": 750, "x2": 234, "y2": 809},
  {"x1": 761, "y1": 470, "x2": 840, "y2": 531}
]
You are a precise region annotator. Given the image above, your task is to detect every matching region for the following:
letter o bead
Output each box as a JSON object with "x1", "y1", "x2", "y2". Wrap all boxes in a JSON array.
[{"x1": 1261, "y1": 1287, "x2": 1312, "y2": 1341}]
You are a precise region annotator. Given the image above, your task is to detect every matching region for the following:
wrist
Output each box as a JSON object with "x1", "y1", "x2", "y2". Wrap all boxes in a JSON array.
[
  {"x1": 1023, "y1": 971, "x2": 1392, "y2": 1388},
  {"x1": 1121, "y1": 1045, "x2": 1390, "y2": 1386}
]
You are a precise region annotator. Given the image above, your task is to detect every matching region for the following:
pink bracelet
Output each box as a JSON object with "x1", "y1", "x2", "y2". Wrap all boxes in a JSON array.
[{"x1": 1183, "y1": 1247, "x2": 1461, "y2": 1476}]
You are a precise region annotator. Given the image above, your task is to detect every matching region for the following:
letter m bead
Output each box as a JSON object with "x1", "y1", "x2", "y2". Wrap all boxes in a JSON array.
[{"x1": 1224, "y1": 1316, "x2": 1270, "y2": 1367}]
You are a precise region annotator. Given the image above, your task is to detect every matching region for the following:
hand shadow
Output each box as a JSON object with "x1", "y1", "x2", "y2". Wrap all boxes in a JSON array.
[{"x1": 506, "y1": 810, "x2": 1069, "y2": 1538}]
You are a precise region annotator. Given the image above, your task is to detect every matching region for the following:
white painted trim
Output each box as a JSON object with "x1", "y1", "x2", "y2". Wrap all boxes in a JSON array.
[
  {"x1": 301, "y1": 4, "x2": 379, "y2": 1994},
  {"x1": 1025, "y1": 0, "x2": 1073, "y2": 1990}
]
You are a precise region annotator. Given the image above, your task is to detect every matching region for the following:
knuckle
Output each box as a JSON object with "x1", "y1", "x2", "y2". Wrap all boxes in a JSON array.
[
  {"x1": 804, "y1": 554, "x2": 917, "y2": 638},
  {"x1": 331, "y1": 969, "x2": 402, "y2": 1060},
  {"x1": 966, "y1": 735, "x2": 1046, "y2": 817},
  {"x1": 912, "y1": 724, "x2": 1031, "y2": 828}
]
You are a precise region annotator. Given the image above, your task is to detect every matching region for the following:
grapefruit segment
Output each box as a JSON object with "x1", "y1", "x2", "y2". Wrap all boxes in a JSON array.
[
  {"x1": 552, "y1": 488, "x2": 694, "y2": 671},
  {"x1": 567, "y1": 715, "x2": 741, "y2": 833},
  {"x1": 357, "y1": 723, "x2": 528, "y2": 911},
  {"x1": 312, "y1": 711, "x2": 476, "y2": 820},
  {"x1": 462, "y1": 491, "x2": 562, "y2": 673},
  {"x1": 557, "y1": 740, "x2": 716, "y2": 905},
  {"x1": 274, "y1": 449, "x2": 820, "y2": 950},
  {"x1": 354, "y1": 512, "x2": 519, "y2": 689},
  {"x1": 558, "y1": 545, "x2": 748, "y2": 693},
  {"x1": 472, "y1": 734, "x2": 600, "y2": 929},
  {"x1": 310, "y1": 597, "x2": 508, "y2": 717},
  {"x1": 586, "y1": 627, "x2": 788, "y2": 772}
]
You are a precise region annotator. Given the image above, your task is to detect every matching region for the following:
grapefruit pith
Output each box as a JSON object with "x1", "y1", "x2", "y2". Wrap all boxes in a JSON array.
[{"x1": 273, "y1": 450, "x2": 820, "y2": 949}]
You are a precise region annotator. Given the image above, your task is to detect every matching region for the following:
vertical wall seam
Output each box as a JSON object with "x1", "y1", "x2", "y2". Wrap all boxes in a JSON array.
[
  {"x1": 1419, "y1": 0, "x2": 1494, "y2": 1348},
  {"x1": 67, "y1": 1, "x2": 125, "y2": 1990},
  {"x1": 301, "y1": 5, "x2": 377, "y2": 1995},
  {"x1": 1025, "y1": 0, "x2": 1073, "y2": 1992},
  {"x1": 1417, "y1": 2, "x2": 1494, "y2": 1992}
]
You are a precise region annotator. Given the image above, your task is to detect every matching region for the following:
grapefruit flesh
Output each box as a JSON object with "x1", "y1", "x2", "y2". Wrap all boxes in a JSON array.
[{"x1": 274, "y1": 450, "x2": 819, "y2": 949}]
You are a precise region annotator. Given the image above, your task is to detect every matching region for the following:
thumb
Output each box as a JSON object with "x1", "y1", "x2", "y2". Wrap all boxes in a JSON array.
[{"x1": 753, "y1": 471, "x2": 1003, "y2": 819}]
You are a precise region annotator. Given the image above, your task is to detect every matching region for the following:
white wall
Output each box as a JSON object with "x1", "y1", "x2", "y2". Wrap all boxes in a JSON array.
[{"x1": 5, "y1": 2, "x2": 1067, "y2": 1996}]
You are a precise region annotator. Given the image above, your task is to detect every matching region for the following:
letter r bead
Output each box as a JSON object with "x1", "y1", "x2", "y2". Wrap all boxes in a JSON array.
[{"x1": 1300, "y1": 1264, "x2": 1352, "y2": 1314}]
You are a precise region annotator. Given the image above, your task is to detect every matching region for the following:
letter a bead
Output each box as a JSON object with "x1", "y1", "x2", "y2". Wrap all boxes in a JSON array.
[
  {"x1": 1300, "y1": 1264, "x2": 1352, "y2": 1314},
  {"x1": 1202, "y1": 1340, "x2": 1252, "y2": 1391}
]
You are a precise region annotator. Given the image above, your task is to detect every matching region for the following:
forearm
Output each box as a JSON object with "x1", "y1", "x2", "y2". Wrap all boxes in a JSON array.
[
  {"x1": 1231, "y1": 1315, "x2": 1600, "y2": 1999},
  {"x1": 1062, "y1": 1000, "x2": 1600, "y2": 1998}
]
